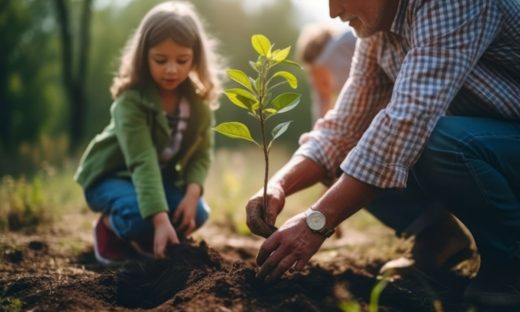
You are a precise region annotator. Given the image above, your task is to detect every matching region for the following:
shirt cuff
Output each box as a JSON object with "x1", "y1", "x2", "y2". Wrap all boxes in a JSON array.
[
  {"x1": 340, "y1": 146, "x2": 409, "y2": 188},
  {"x1": 294, "y1": 143, "x2": 338, "y2": 184}
]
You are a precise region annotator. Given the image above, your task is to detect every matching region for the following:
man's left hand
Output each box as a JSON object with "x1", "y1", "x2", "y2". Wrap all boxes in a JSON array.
[{"x1": 256, "y1": 212, "x2": 326, "y2": 282}]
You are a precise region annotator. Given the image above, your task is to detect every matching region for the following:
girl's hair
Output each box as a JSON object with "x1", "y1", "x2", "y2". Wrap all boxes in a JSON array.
[{"x1": 110, "y1": 1, "x2": 223, "y2": 108}]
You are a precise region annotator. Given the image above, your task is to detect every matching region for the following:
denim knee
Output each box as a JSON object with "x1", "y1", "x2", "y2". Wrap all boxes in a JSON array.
[
  {"x1": 109, "y1": 197, "x2": 154, "y2": 241},
  {"x1": 195, "y1": 199, "x2": 211, "y2": 228},
  {"x1": 413, "y1": 116, "x2": 520, "y2": 263},
  {"x1": 413, "y1": 117, "x2": 469, "y2": 191}
]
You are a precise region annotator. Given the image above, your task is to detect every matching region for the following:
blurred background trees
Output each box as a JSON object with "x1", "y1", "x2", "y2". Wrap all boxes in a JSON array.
[{"x1": 0, "y1": 0, "x2": 343, "y2": 176}]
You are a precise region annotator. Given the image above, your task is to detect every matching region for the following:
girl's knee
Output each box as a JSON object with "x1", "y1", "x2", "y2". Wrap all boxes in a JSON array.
[{"x1": 195, "y1": 200, "x2": 211, "y2": 228}]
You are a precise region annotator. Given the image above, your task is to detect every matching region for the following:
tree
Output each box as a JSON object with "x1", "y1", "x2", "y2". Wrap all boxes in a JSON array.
[
  {"x1": 0, "y1": 1, "x2": 58, "y2": 153},
  {"x1": 54, "y1": 0, "x2": 92, "y2": 151}
]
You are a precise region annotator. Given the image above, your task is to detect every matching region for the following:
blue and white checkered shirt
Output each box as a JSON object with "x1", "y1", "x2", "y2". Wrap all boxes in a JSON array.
[{"x1": 296, "y1": 0, "x2": 520, "y2": 188}]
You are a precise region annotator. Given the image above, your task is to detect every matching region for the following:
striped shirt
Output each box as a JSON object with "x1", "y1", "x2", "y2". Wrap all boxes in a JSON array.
[
  {"x1": 296, "y1": 0, "x2": 520, "y2": 188},
  {"x1": 159, "y1": 97, "x2": 190, "y2": 168}
]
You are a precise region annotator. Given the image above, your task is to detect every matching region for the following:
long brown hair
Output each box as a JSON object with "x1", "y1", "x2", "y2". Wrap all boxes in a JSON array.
[{"x1": 110, "y1": 1, "x2": 223, "y2": 108}]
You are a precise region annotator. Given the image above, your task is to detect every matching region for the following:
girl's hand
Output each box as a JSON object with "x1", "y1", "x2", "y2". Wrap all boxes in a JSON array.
[
  {"x1": 172, "y1": 184, "x2": 201, "y2": 236},
  {"x1": 152, "y1": 212, "x2": 180, "y2": 258}
]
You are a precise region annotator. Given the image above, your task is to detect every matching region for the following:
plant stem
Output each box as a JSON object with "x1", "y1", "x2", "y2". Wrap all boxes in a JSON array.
[
  {"x1": 258, "y1": 60, "x2": 270, "y2": 212},
  {"x1": 259, "y1": 113, "x2": 269, "y2": 212}
]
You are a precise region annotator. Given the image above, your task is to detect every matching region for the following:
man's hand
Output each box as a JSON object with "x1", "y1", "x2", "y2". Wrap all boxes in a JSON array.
[
  {"x1": 245, "y1": 184, "x2": 286, "y2": 238},
  {"x1": 256, "y1": 212, "x2": 326, "y2": 282},
  {"x1": 152, "y1": 212, "x2": 180, "y2": 259}
]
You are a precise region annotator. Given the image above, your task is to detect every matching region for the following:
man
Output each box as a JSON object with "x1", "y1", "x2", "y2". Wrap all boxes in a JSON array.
[{"x1": 245, "y1": 0, "x2": 520, "y2": 307}]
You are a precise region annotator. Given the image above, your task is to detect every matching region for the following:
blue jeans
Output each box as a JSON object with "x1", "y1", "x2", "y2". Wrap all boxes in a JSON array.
[
  {"x1": 84, "y1": 173, "x2": 210, "y2": 242},
  {"x1": 368, "y1": 116, "x2": 520, "y2": 267}
]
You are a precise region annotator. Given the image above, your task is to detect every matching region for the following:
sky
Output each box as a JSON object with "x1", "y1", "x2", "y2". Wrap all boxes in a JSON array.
[{"x1": 94, "y1": 0, "x2": 345, "y2": 29}]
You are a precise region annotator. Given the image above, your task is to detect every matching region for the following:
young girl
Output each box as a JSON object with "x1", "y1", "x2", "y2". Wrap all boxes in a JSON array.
[{"x1": 74, "y1": 1, "x2": 222, "y2": 264}]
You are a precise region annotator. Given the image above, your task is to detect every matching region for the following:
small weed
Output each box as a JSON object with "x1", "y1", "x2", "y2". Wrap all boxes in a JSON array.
[
  {"x1": 0, "y1": 289, "x2": 23, "y2": 312},
  {"x1": 0, "y1": 175, "x2": 50, "y2": 232},
  {"x1": 338, "y1": 277, "x2": 389, "y2": 312},
  {"x1": 0, "y1": 165, "x2": 83, "y2": 232}
]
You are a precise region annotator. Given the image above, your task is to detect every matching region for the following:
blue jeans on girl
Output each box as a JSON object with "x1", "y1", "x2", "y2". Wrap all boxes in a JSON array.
[{"x1": 84, "y1": 171, "x2": 210, "y2": 243}]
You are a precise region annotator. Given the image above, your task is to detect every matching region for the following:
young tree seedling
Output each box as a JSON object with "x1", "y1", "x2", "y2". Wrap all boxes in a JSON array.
[{"x1": 214, "y1": 34, "x2": 301, "y2": 227}]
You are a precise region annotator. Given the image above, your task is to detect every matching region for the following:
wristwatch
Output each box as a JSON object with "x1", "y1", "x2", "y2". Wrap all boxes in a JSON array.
[{"x1": 304, "y1": 207, "x2": 335, "y2": 238}]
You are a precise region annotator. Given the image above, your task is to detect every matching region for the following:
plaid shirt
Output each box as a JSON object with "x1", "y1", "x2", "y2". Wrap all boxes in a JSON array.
[{"x1": 296, "y1": 0, "x2": 520, "y2": 188}]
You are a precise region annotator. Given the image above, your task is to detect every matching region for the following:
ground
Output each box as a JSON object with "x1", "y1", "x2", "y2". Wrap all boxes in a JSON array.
[{"x1": 0, "y1": 207, "x2": 479, "y2": 312}]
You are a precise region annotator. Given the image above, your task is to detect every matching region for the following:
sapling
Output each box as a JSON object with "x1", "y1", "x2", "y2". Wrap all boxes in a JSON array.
[{"x1": 214, "y1": 34, "x2": 301, "y2": 226}]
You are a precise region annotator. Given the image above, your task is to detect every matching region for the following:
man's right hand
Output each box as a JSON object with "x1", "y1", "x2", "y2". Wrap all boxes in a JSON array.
[{"x1": 245, "y1": 184, "x2": 286, "y2": 238}]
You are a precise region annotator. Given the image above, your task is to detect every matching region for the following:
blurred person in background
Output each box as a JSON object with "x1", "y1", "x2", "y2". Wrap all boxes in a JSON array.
[{"x1": 296, "y1": 24, "x2": 356, "y2": 122}]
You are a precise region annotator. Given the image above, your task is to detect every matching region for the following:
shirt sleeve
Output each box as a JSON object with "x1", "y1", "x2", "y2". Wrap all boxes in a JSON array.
[
  {"x1": 295, "y1": 34, "x2": 393, "y2": 182},
  {"x1": 341, "y1": 0, "x2": 501, "y2": 188},
  {"x1": 112, "y1": 96, "x2": 169, "y2": 219}
]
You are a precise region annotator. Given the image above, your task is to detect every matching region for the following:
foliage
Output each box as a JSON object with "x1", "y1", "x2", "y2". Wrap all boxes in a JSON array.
[
  {"x1": 214, "y1": 34, "x2": 301, "y2": 211},
  {"x1": 369, "y1": 278, "x2": 389, "y2": 312},
  {"x1": 338, "y1": 277, "x2": 389, "y2": 312},
  {"x1": 0, "y1": 175, "x2": 49, "y2": 232},
  {"x1": 0, "y1": 165, "x2": 83, "y2": 232},
  {"x1": 1, "y1": 0, "x2": 312, "y2": 174},
  {"x1": 0, "y1": 290, "x2": 23, "y2": 312},
  {"x1": 0, "y1": 1, "x2": 64, "y2": 153}
]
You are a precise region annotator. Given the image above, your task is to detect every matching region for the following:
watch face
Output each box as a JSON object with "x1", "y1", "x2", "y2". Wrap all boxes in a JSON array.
[{"x1": 306, "y1": 211, "x2": 326, "y2": 231}]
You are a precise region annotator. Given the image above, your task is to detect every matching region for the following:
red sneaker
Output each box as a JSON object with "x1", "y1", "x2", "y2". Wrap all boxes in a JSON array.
[{"x1": 93, "y1": 216, "x2": 136, "y2": 265}]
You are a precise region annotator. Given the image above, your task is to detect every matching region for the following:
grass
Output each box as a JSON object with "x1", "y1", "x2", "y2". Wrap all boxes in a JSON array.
[
  {"x1": 205, "y1": 146, "x2": 328, "y2": 232},
  {"x1": 0, "y1": 161, "x2": 84, "y2": 232},
  {"x1": 0, "y1": 146, "x2": 385, "y2": 239}
]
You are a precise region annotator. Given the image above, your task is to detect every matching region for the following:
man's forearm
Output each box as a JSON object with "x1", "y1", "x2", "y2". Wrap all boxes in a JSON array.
[
  {"x1": 269, "y1": 155, "x2": 327, "y2": 196},
  {"x1": 313, "y1": 173, "x2": 381, "y2": 229}
]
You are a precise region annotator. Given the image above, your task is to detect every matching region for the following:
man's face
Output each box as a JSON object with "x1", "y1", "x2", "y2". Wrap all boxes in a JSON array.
[{"x1": 329, "y1": 0, "x2": 398, "y2": 38}]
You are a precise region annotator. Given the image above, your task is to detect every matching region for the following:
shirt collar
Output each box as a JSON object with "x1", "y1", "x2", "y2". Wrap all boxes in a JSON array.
[{"x1": 390, "y1": 0, "x2": 408, "y2": 36}]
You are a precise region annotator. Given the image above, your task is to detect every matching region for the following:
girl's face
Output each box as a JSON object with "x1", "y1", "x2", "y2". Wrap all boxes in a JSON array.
[{"x1": 148, "y1": 39, "x2": 194, "y2": 93}]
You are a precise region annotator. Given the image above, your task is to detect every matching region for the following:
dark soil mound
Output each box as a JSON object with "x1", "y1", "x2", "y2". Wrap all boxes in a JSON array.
[{"x1": 1, "y1": 238, "x2": 472, "y2": 311}]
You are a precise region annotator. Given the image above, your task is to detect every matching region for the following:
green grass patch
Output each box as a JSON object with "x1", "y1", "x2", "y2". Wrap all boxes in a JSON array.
[{"x1": 0, "y1": 164, "x2": 83, "y2": 232}]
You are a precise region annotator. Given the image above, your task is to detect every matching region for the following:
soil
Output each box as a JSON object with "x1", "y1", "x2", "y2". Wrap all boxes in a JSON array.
[{"x1": 0, "y1": 213, "x2": 479, "y2": 312}]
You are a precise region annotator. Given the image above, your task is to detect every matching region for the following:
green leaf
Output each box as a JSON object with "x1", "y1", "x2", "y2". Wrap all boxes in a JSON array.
[
  {"x1": 249, "y1": 61, "x2": 260, "y2": 73},
  {"x1": 251, "y1": 34, "x2": 272, "y2": 57},
  {"x1": 271, "y1": 92, "x2": 301, "y2": 114},
  {"x1": 227, "y1": 69, "x2": 252, "y2": 90},
  {"x1": 339, "y1": 301, "x2": 361, "y2": 312},
  {"x1": 248, "y1": 77, "x2": 257, "y2": 92},
  {"x1": 271, "y1": 120, "x2": 292, "y2": 142},
  {"x1": 252, "y1": 101, "x2": 260, "y2": 113},
  {"x1": 255, "y1": 77, "x2": 262, "y2": 95},
  {"x1": 224, "y1": 88, "x2": 258, "y2": 110},
  {"x1": 272, "y1": 71, "x2": 297, "y2": 89},
  {"x1": 263, "y1": 108, "x2": 277, "y2": 120},
  {"x1": 282, "y1": 59, "x2": 303, "y2": 70},
  {"x1": 214, "y1": 122, "x2": 258, "y2": 145},
  {"x1": 271, "y1": 46, "x2": 291, "y2": 62},
  {"x1": 369, "y1": 278, "x2": 388, "y2": 312}
]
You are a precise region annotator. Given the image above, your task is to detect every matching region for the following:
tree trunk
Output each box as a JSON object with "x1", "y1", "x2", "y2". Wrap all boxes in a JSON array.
[{"x1": 54, "y1": 0, "x2": 92, "y2": 152}]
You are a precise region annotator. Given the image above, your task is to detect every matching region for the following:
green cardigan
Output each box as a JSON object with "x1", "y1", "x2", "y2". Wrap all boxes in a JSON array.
[{"x1": 74, "y1": 83, "x2": 214, "y2": 219}]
